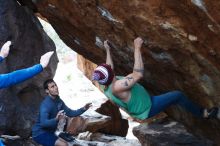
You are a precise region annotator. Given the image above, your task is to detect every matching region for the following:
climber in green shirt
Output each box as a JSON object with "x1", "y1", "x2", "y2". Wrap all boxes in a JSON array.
[{"x1": 92, "y1": 37, "x2": 220, "y2": 121}]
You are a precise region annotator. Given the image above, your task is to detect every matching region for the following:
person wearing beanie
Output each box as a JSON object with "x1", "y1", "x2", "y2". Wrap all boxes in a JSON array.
[
  {"x1": 92, "y1": 63, "x2": 114, "y2": 86},
  {"x1": 92, "y1": 37, "x2": 220, "y2": 121}
]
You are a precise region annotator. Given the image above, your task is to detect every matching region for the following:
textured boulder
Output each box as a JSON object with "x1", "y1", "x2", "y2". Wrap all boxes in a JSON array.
[
  {"x1": 133, "y1": 118, "x2": 214, "y2": 146},
  {"x1": 66, "y1": 111, "x2": 111, "y2": 135},
  {"x1": 3, "y1": 138, "x2": 39, "y2": 146},
  {"x1": 0, "y1": 0, "x2": 58, "y2": 137},
  {"x1": 2, "y1": 132, "x2": 140, "y2": 146},
  {"x1": 15, "y1": 0, "x2": 220, "y2": 144},
  {"x1": 95, "y1": 100, "x2": 129, "y2": 137},
  {"x1": 77, "y1": 55, "x2": 97, "y2": 80},
  {"x1": 77, "y1": 54, "x2": 99, "y2": 88}
]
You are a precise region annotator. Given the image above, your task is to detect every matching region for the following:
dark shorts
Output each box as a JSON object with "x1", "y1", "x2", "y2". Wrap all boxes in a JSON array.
[{"x1": 33, "y1": 132, "x2": 58, "y2": 146}]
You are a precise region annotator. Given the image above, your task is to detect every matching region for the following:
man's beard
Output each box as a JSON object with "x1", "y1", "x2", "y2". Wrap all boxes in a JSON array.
[{"x1": 49, "y1": 92, "x2": 59, "y2": 97}]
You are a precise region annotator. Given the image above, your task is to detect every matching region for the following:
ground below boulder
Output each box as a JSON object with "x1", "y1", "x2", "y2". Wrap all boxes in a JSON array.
[{"x1": 2, "y1": 132, "x2": 140, "y2": 146}]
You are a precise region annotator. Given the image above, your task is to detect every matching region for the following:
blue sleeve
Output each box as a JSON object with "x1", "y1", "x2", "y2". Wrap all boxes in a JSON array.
[
  {"x1": 39, "y1": 103, "x2": 58, "y2": 128},
  {"x1": 0, "y1": 139, "x2": 4, "y2": 146},
  {"x1": 0, "y1": 64, "x2": 43, "y2": 89},
  {"x1": 63, "y1": 102, "x2": 86, "y2": 117},
  {"x1": 0, "y1": 56, "x2": 3, "y2": 63}
]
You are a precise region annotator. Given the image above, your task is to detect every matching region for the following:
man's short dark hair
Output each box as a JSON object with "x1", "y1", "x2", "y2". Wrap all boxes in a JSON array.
[{"x1": 43, "y1": 79, "x2": 55, "y2": 90}]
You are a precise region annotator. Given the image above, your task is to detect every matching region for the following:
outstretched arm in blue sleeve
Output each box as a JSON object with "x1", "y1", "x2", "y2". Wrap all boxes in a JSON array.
[
  {"x1": 0, "y1": 56, "x2": 3, "y2": 62},
  {"x1": 0, "y1": 64, "x2": 43, "y2": 89},
  {"x1": 63, "y1": 102, "x2": 86, "y2": 117}
]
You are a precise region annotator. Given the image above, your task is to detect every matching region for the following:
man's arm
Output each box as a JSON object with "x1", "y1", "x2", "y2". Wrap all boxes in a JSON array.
[
  {"x1": 104, "y1": 40, "x2": 116, "y2": 83},
  {"x1": 63, "y1": 102, "x2": 92, "y2": 117},
  {"x1": 104, "y1": 40, "x2": 114, "y2": 70},
  {"x1": 112, "y1": 37, "x2": 144, "y2": 92},
  {"x1": 0, "y1": 51, "x2": 54, "y2": 89},
  {"x1": 0, "y1": 64, "x2": 43, "y2": 89}
]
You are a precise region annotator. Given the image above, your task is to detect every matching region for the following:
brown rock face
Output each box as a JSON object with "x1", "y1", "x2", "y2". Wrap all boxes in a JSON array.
[
  {"x1": 66, "y1": 111, "x2": 111, "y2": 135},
  {"x1": 18, "y1": 0, "x2": 220, "y2": 144},
  {"x1": 77, "y1": 54, "x2": 103, "y2": 90},
  {"x1": 77, "y1": 54, "x2": 98, "y2": 85},
  {"x1": 96, "y1": 100, "x2": 128, "y2": 137},
  {"x1": 0, "y1": 0, "x2": 58, "y2": 137}
]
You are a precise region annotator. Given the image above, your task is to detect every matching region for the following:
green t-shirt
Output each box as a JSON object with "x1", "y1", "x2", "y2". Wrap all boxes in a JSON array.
[{"x1": 101, "y1": 76, "x2": 152, "y2": 120}]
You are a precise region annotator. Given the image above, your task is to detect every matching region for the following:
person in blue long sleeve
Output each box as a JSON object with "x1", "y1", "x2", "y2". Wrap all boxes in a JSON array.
[
  {"x1": 0, "y1": 41, "x2": 54, "y2": 89},
  {"x1": 32, "y1": 79, "x2": 92, "y2": 146}
]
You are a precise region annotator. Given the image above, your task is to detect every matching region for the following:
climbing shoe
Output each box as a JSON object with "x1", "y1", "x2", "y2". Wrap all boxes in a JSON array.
[
  {"x1": 204, "y1": 107, "x2": 220, "y2": 119},
  {"x1": 58, "y1": 132, "x2": 75, "y2": 142}
]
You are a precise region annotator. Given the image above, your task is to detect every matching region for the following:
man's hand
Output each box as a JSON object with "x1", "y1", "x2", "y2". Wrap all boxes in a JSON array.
[
  {"x1": 40, "y1": 51, "x2": 54, "y2": 68},
  {"x1": 134, "y1": 37, "x2": 143, "y2": 50},
  {"x1": 56, "y1": 110, "x2": 67, "y2": 121},
  {"x1": 104, "y1": 40, "x2": 114, "y2": 69},
  {"x1": 83, "y1": 103, "x2": 92, "y2": 110},
  {"x1": 0, "y1": 41, "x2": 11, "y2": 58},
  {"x1": 104, "y1": 40, "x2": 111, "y2": 50}
]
